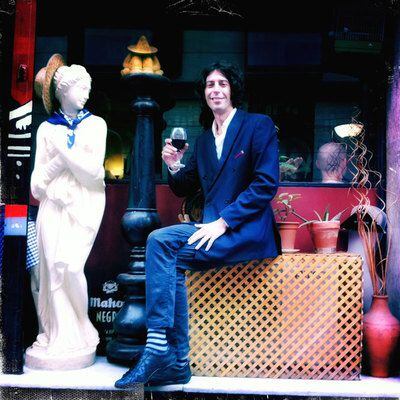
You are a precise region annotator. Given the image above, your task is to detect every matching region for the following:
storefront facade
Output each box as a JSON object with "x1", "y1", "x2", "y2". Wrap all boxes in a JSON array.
[{"x1": 1, "y1": 0, "x2": 398, "y2": 375}]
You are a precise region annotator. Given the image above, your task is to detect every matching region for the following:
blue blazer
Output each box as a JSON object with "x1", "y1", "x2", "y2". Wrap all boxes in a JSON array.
[{"x1": 168, "y1": 109, "x2": 281, "y2": 264}]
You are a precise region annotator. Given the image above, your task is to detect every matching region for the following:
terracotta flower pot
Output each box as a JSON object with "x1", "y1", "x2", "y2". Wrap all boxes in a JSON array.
[
  {"x1": 307, "y1": 220, "x2": 340, "y2": 254},
  {"x1": 277, "y1": 221, "x2": 299, "y2": 251},
  {"x1": 363, "y1": 295, "x2": 400, "y2": 377}
]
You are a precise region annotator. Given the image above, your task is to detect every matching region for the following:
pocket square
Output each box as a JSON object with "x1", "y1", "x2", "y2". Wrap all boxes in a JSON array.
[{"x1": 234, "y1": 150, "x2": 245, "y2": 159}]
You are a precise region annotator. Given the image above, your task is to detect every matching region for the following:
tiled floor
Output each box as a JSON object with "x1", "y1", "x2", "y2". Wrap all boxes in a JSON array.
[{"x1": 0, "y1": 357, "x2": 400, "y2": 397}]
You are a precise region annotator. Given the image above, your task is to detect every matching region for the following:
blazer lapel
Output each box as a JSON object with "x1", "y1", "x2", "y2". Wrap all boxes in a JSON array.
[
  {"x1": 208, "y1": 109, "x2": 246, "y2": 191},
  {"x1": 203, "y1": 129, "x2": 219, "y2": 190}
]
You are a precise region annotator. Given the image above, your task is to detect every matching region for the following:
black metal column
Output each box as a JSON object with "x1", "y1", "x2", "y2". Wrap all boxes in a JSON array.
[{"x1": 107, "y1": 73, "x2": 174, "y2": 364}]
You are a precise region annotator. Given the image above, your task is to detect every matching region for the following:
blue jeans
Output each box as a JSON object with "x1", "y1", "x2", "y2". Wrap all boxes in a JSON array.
[{"x1": 145, "y1": 223, "x2": 225, "y2": 359}]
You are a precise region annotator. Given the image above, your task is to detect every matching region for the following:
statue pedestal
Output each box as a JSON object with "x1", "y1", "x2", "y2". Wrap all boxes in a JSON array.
[{"x1": 25, "y1": 345, "x2": 96, "y2": 370}]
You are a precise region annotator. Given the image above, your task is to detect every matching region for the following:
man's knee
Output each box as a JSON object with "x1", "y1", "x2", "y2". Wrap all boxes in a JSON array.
[
  {"x1": 147, "y1": 224, "x2": 193, "y2": 248},
  {"x1": 147, "y1": 227, "x2": 171, "y2": 247}
]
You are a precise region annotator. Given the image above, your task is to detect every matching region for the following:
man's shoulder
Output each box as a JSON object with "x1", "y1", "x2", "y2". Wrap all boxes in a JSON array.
[{"x1": 243, "y1": 111, "x2": 274, "y2": 126}]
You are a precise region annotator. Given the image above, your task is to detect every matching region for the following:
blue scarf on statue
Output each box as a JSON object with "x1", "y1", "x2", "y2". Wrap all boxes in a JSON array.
[{"x1": 47, "y1": 109, "x2": 92, "y2": 149}]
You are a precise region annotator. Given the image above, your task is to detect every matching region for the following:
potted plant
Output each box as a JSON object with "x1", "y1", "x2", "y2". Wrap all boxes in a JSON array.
[
  {"x1": 273, "y1": 193, "x2": 304, "y2": 252},
  {"x1": 279, "y1": 156, "x2": 303, "y2": 181},
  {"x1": 299, "y1": 206, "x2": 346, "y2": 254}
]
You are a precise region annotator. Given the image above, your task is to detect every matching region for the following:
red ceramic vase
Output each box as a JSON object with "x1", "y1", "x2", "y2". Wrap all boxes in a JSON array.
[{"x1": 363, "y1": 295, "x2": 400, "y2": 377}]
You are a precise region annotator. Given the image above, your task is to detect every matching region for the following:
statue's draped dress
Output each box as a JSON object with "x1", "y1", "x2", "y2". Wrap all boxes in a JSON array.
[{"x1": 30, "y1": 115, "x2": 106, "y2": 355}]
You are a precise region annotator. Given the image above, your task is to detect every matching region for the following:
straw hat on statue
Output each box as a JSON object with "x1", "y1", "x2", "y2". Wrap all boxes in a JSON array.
[{"x1": 34, "y1": 53, "x2": 66, "y2": 115}]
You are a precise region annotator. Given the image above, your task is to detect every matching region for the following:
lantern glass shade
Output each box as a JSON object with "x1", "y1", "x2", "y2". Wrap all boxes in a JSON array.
[
  {"x1": 105, "y1": 153, "x2": 124, "y2": 179},
  {"x1": 334, "y1": 123, "x2": 363, "y2": 138},
  {"x1": 104, "y1": 129, "x2": 124, "y2": 180}
]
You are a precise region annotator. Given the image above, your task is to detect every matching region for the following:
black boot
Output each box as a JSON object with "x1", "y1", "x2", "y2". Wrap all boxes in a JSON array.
[{"x1": 115, "y1": 347, "x2": 176, "y2": 388}]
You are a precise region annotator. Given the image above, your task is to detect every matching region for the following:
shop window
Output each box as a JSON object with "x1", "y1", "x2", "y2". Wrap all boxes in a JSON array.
[
  {"x1": 178, "y1": 30, "x2": 245, "y2": 81},
  {"x1": 31, "y1": 22, "x2": 380, "y2": 187}
]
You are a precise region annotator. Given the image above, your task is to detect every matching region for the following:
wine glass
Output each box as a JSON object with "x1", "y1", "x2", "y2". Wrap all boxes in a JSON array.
[{"x1": 170, "y1": 127, "x2": 187, "y2": 169}]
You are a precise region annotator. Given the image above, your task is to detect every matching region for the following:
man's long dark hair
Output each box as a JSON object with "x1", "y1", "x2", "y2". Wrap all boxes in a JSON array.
[{"x1": 196, "y1": 61, "x2": 244, "y2": 129}]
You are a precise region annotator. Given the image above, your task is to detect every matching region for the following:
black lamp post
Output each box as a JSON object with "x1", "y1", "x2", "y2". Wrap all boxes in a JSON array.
[{"x1": 107, "y1": 73, "x2": 174, "y2": 364}]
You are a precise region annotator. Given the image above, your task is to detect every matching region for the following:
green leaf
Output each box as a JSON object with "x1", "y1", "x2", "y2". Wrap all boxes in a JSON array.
[
  {"x1": 323, "y1": 205, "x2": 330, "y2": 221},
  {"x1": 314, "y1": 210, "x2": 323, "y2": 221}
]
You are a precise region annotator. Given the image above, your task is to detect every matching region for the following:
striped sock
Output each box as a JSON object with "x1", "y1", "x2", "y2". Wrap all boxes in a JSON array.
[
  {"x1": 177, "y1": 355, "x2": 189, "y2": 368},
  {"x1": 146, "y1": 328, "x2": 169, "y2": 353}
]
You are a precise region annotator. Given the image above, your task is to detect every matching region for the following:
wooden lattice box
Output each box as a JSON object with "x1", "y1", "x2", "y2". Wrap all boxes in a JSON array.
[{"x1": 187, "y1": 253, "x2": 363, "y2": 380}]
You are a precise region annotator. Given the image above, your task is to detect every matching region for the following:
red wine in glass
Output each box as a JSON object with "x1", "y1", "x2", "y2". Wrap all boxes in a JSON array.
[
  {"x1": 170, "y1": 127, "x2": 187, "y2": 168},
  {"x1": 171, "y1": 139, "x2": 186, "y2": 150}
]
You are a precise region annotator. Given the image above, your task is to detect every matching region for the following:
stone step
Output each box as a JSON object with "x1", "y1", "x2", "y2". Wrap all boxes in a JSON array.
[{"x1": 0, "y1": 357, "x2": 399, "y2": 398}]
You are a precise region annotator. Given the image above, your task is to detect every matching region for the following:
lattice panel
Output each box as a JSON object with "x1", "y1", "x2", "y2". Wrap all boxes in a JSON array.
[{"x1": 187, "y1": 253, "x2": 363, "y2": 380}]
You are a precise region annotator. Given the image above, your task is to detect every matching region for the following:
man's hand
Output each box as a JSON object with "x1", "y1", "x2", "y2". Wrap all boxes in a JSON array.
[
  {"x1": 187, "y1": 217, "x2": 229, "y2": 251},
  {"x1": 161, "y1": 138, "x2": 189, "y2": 169}
]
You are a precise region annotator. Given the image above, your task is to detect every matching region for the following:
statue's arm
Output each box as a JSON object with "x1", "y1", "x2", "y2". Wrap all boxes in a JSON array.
[
  {"x1": 53, "y1": 117, "x2": 107, "y2": 189},
  {"x1": 30, "y1": 123, "x2": 66, "y2": 201}
]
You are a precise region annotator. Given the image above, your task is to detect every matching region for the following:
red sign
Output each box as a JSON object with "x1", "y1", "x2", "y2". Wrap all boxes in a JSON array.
[
  {"x1": 5, "y1": 204, "x2": 28, "y2": 218},
  {"x1": 11, "y1": 0, "x2": 37, "y2": 105}
]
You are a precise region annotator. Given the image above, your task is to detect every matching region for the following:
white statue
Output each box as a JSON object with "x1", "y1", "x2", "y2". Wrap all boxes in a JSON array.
[{"x1": 26, "y1": 54, "x2": 106, "y2": 370}]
